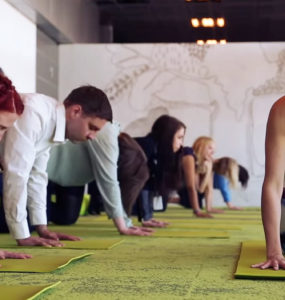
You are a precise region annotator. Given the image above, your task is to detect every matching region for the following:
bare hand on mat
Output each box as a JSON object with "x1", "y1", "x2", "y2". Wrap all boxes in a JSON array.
[
  {"x1": 194, "y1": 210, "x2": 213, "y2": 218},
  {"x1": 121, "y1": 226, "x2": 154, "y2": 236},
  {"x1": 40, "y1": 231, "x2": 81, "y2": 241},
  {"x1": 228, "y1": 206, "x2": 243, "y2": 210},
  {"x1": 17, "y1": 236, "x2": 64, "y2": 247},
  {"x1": 251, "y1": 255, "x2": 285, "y2": 270},
  {"x1": 36, "y1": 225, "x2": 81, "y2": 241},
  {"x1": 0, "y1": 250, "x2": 32, "y2": 261},
  {"x1": 142, "y1": 219, "x2": 169, "y2": 228},
  {"x1": 226, "y1": 203, "x2": 243, "y2": 210}
]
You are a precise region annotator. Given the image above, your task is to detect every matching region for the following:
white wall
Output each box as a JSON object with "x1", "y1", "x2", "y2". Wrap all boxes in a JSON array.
[
  {"x1": 0, "y1": 0, "x2": 36, "y2": 92},
  {"x1": 59, "y1": 43, "x2": 285, "y2": 207},
  {"x1": 14, "y1": 0, "x2": 100, "y2": 43}
]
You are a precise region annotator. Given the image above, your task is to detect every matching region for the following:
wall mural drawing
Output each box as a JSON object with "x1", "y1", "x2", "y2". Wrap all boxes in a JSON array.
[{"x1": 59, "y1": 42, "x2": 285, "y2": 206}]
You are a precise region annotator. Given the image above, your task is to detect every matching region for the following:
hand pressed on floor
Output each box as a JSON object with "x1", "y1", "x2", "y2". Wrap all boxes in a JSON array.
[{"x1": 251, "y1": 255, "x2": 285, "y2": 270}]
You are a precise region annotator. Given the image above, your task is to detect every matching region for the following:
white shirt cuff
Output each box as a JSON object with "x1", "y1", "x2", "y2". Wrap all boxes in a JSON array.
[
  {"x1": 29, "y1": 209, "x2": 47, "y2": 226},
  {"x1": 125, "y1": 216, "x2": 133, "y2": 228},
  {"x1": 8, "y1": 220, "x2": 30, "y2": 240}
]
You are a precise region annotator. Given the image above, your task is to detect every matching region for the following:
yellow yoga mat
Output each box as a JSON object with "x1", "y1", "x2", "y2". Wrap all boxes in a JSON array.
[
  {"x1": 168, "y1": 223, "x2": 241, "y2": 230},
  {"x1": 205, "y1": 214, "x2": 260, "y2": 220},
  {"x1": 0, "y1": 282, "x2": 60, "y2": 300},
  {"x1": 235, "y1": 240, "x2": 285, "y2": 279},
  {"x1": 71, "y1": 222, "x2": 114, "y2": 228},
  {"x1": 166, "y1": 219, "x2": 261, "y2": 225},
  {"x1": 78, "y1": 216, "x2": 111, "y2": 223},
  {"x1": 216, "y1": 210, "x2": 260, "y2": 215},
  {"x1": 165, "y1": 206, "x2": 260, "y2": 212},
  {"x1": 152, "y1": 230, "x2": 229, "y2": 238},
  {"x1": 0, "y1": 253, "x2": 92, "y2": 273},
  {"x1": 48, "y1": 228, "x2": 120, "y2": 238},
  {"x1": 157, "y1": 209, "x2": 260, "y2": 215},
  {"x1": 48, "y1": 226, "x2": 117, "y2": 236},
  {"x1": 1, "y1": 238, "x2": 124, "y2": 250},
  {"x1": 160, "y1": 214, "x2": 261, "y2": 221}
]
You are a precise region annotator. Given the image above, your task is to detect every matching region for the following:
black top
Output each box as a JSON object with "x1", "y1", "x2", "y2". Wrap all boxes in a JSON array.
[
  {"x1": 135, "y1": 134, "x2": 159, "y2": 191},
  {"x1": 183, "y1": 146, "x2": 195, "y2": 158}
]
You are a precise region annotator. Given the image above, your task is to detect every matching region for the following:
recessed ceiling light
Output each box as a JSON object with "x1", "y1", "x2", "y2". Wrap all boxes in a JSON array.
[
  {"x1": 216, "y1": 18, "x2": 225, "y2": 27},
  {"x1": 201, "y1": 18, "x2": 215, "y2": 27},
  {"x1": 191, "y1": 18, "x2": 200, "y2": 27},
  {"x1": 196, "y1": 39, "x2": 227, "y2": 45},
  {"x1": 191, "y1": 17, "x2": 225, "y2": 28}
]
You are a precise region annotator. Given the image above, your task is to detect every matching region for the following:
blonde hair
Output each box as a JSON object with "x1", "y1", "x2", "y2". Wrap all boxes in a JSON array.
[
  {"x1": 213, "y1": 157, "x2": 239, "y2": 188},
  {"x1": 192, "y1": 136, "x2": 215, "y2": 168}
]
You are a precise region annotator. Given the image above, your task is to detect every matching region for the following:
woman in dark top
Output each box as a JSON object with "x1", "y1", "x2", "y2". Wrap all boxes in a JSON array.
[
  {"x1": 178, "y1": 146, "x2": 212, "y2": 217},
  {"x1": 135, "y1": 115, "x2": 186, "y2": 227}
]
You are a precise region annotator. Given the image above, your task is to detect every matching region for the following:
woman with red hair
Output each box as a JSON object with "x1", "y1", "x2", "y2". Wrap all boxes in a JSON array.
[{"x1": 0, "y1": 74, "x2": 31, "y2": 262}]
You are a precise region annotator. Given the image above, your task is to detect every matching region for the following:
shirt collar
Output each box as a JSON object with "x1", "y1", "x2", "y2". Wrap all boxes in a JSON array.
[{"x1": 53, "y1": 103, "x2": 66, "y2": 143}]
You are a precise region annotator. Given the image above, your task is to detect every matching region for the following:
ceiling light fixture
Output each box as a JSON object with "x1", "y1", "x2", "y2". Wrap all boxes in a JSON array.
[
  {"x1": 216, "y1": 18, "x2": 225, "y2": 27},
  {"x1": 206, "y1": 39, "x2": 217, "y2": 44},
  {"x1": 201, "y1": 18, "x2": 215, "y2": 27},
  {"x1": 196, "y1": 39, "x2": 227, "y2": 45},
  {"x1": 191, "y1": 18, "x2": 200, "y2": 27},
  {"x1": 190, "y1": 17, "x2": 225, "y2": 28}
]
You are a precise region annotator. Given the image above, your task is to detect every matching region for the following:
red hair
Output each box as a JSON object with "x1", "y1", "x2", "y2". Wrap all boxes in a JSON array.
[{"x1": 0, "y1": 74, "x2": 24, "y2": 115}]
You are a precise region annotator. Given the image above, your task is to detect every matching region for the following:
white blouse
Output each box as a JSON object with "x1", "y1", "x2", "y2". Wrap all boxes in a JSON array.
[{"x1": 2, "y1": 93, "x2": 66, "y2": 239}]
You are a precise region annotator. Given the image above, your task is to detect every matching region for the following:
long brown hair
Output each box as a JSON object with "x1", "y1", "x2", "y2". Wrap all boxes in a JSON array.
[{"x1": 151, "y1": 115, "x2": 186, "y2": 194}]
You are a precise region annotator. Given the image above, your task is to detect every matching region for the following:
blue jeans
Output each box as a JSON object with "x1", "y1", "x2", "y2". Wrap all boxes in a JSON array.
[{"x1": 139, "y1": 190, "x2": 154, "y2": 222}]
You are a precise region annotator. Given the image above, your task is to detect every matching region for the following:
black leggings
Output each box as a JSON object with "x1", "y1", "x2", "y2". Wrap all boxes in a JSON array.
[
  {"x1": 47, "y1": 181, "x2": 84, "y2": 225},
  {"x1": 47, "y1": 180, "x2": 103, "y2": 225},
  {"x1": 178, "y1": 187, "x2": 204, "y2": 209},
  {"x1": 0, "y1": 199, "x2": 9, "y2": 233}
]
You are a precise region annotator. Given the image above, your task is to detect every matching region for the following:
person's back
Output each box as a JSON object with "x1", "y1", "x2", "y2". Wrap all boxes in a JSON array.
[
  {"x1": 0, "y1": 74, "x2": 31, "y2": 260},
  {"x1": 3, "y1": 84, "x2": 113, "y2": 247},
  {"x1": 118, "y1": 132, "x2": 149, "y2": 216},
  {"x1": 134, "y1": 115, "x2": 186, "y2": 227},
  {"x1": 135, "y1": 134, "x2": 158, "y2": 192},
  {"x1": 47, "y1": 121, "x2": 152, "y2": 236},
  {"x1": 213, "y1": 157, "x2": 244, "y2": 210}
]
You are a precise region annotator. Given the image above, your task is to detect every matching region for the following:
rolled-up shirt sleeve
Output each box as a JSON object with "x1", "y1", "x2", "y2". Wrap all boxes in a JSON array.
[
  {"x1": 87, "y1": 122, "x2": 132, "y2": 226},
  {"x1": 27, "y1": 148, "x2": 49, "y2": 226},
  {"x1": 3, "y1": 110, "x2": 45, "y2": 239}
]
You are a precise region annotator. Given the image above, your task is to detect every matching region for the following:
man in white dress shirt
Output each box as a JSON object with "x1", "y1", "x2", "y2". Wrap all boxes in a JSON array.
[{"x1": 2, "y1": 85, "x2": 112, "y2": 247}]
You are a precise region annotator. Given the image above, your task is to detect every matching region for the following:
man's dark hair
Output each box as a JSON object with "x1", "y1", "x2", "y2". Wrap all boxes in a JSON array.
[{"x1": 64, "y1": 85, "x2": 112, "y2": 122}]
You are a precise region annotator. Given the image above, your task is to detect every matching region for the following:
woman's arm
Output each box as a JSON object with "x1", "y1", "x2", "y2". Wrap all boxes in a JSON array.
[
  {"x1": 204, "y1": 169, "x2": 224, "y2": 213},
  {"x1": 205, "y1": 174, "x2": 213, "y2": 212},
  {"x1": 252, "y1": 97, "x2": 285, "y2": 270},
  {"x1": 182, "y1": 155, "x2": 212, "y2": 217},
  {"x1": 197, "y1": 160, "x2": 213, "y2": 193}
]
